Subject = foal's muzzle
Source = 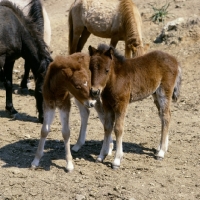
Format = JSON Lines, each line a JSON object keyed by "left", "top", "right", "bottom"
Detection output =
{"left": 90, "top": 88, "right": 100, "bottom": 98}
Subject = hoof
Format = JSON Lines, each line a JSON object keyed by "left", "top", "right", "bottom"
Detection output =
{"left": 66, "top": 164, "right": 74, "bottom": 173}
{"left": 112, "top": 164, "right": 120, "bottom": 170}
{"left": 155, "top": 155, "right": 164, "bottom": 160}
{"left": 96, "top": 157, "right": 103, "bottom": 163}
{"left": 66, "top": 168, "right": 74, "bottom": 173}
{"left": 6, "top": 106, "right": 18, "bottom": 118}
{"left": 72, "top": 143, "right": 83, "bottom": 152}
{"left": 21, "top": 88, "right": 29, "bottom": 95}
{"left": 30, "top": 165, "right": 37, "bottom": 170}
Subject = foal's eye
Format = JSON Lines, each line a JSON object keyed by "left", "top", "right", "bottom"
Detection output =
{"left": 105, "top": 69, "right": 109, "bottom": 73}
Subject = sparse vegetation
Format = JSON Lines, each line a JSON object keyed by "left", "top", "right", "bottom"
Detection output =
{"left": 149, "top": 1, "right": 171, "bottom": 23}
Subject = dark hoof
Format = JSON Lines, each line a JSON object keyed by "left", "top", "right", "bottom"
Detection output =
{"left": 6, "top": 106, "right": 18, "bottom": 118}
{"left": 21, "top": 88, "right": 29, "bottom": 95}
{"left": 112, "top": 164, "right": 120, "bottom": 170}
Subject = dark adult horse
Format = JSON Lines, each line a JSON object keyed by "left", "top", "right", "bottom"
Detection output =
{"left": 0, "top": 1, "right": 52, "bottom": 122}
{"left": 0, "top": 0, "right": 51, "bottom": 93}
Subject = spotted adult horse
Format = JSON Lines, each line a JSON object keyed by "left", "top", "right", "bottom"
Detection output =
{"left": 0, "top": 0, "right": 51, "bottom": 93}
{"left": 0, "top": 1, "right": 52, "bottom": 122}
{"left": 69, "top": 0, "right": 147, "bottom": 58}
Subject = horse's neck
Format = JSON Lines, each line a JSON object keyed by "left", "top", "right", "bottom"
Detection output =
{"left": 21, "top": 33, "right": 40, "bottom": 70}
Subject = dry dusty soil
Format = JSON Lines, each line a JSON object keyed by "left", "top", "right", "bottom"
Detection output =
{"left": 0, "top": 0, "right": 200, "bottom": 199}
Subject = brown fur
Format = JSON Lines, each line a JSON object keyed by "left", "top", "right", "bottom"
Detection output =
{"left": 43, "top": 53, "right": 91, "bottom": 108}
{"left": 31, "top": 53, "right": 98, "bottom": 172}
{"left": 68, "top": 0, "right": 146, "bottom": 58}
{"left": 89, "top": 44, "right": 181, "bottom": 168}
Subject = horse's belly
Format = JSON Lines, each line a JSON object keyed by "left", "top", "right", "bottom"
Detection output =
{"left": 82, "top": 0, "right": 120, "bottom": 38}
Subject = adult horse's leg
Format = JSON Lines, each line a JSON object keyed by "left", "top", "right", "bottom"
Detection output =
{"left": 110, "top": 36, "right": 119, "bottom": 48}
{"left": 3, "top": 61, "right": 18, "bottom": 117}
{"left": 31, "top": 105, "right": 55, "bottom": 168}
{"left": 76, "top": 27, "right": 91, "bottom": 52}
{"left": 68, "top": 8, "right": 85, "bottom": 54}
{"left": 96, "top": 109, "right": 115, "bottom": 163}
{"left": 59, "top": 108, "right": 73, "bottom": 172}
{"left": 20, "top": 61, "right": 30, "bottom": 94}
{"left": 125, "top": 42, "right": 132, "bottom": 58}
{"left": 72, "top": 98, "right": 90, "bottom": 152}
{"left": 153, "top": 89, "right": 171, "bottom": 160}
{"left": 0, "top": 55, "right": 6, "bottom": 82}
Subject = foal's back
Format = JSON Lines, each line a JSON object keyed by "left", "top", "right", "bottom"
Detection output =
{"left": 122, "top": 51, "right": 179, "bottom": 101}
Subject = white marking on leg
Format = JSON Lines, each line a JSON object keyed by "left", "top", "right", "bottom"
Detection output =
{"left": 108, "top": 136, "right": 113, "bottom": 156}
{"left": 97, "top": 134, "right": 112, "bottom": 162}
{"left": 31, "top": 108, "right": 55, "bottom": 168}
{"left": 113, "top": 136, "right": 123, "bottom": 168}
{"left": 59, "top": 109, "right": 74, "bottom": 172}
{"left": 72, "top": 99, "right": 90, "bottom": 152}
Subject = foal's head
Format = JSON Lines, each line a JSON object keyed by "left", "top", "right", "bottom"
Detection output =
{"left": 88, "top": 45, "right": 114, "bottom": 99}
{"left": 66, "top": 59, "right": 96, "bottom": 108}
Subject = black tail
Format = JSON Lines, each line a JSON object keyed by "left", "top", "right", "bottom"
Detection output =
{"left": 28, "top": 0, "right": 44, "bottom": 34}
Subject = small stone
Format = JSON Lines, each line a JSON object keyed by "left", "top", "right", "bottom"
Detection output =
{"left": 75, "top": 194, "right": 85, "bottom": 200}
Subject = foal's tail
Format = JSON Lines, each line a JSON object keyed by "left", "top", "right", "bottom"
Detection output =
{"left": 68, "top": 5, "right": 73, "bottom": 55}
{"left": 172, "top": 65, "right": 182, "bottom": 102}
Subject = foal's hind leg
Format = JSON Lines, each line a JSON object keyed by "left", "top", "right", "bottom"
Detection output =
{"left": 59, "top": 108, "right": 74, "bottom": 172}
{"left": 97, "top": 110, "right": 115, "bottom": 163}
{"left": 31, "top": 106, "right": 55, "bottom": 168}
{"left": 72, "top": 98, "right": 90, "bottom": 152}
{"left": 153, "top": 91, "right": 171, "bottom": 160}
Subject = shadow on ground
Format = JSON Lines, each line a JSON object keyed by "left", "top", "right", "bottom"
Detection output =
{"left": 0, "top": 139, "right": 155, "bottom": 171}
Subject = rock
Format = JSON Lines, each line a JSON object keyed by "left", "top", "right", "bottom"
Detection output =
{"left": 75, "top": 194, "right": 85, "bottom": 200}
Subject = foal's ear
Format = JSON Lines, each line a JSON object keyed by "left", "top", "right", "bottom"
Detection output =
{"left": 104, "top": 47, "right": 114, "bottom": 59}
{"left": 88, "top": 45, "right": 97, "bottom": 56}
{"left": 63, "top": 68, "right": 73, "bottom": 78}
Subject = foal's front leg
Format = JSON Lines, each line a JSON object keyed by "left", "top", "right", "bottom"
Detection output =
{"left": 59, "top": 109, "right": 74, "bottom": 172}
{"left": 97, "top": 111, "right": 115, "bottom": 162}
{"left": 31, "top": 107, "right": 55, "bottom": 168}
{"left": 112, "top": 110, "right": 127, "bottom": 169}
{"left": 72, "top": 98, "right": 90, "bottom": 152}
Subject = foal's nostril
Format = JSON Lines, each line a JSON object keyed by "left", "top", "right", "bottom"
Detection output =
{"left": 89, "top": 102, "right": 94, "bottom": 107}
{"left": 91, "top": 88, "right": 100, "bottom": 97}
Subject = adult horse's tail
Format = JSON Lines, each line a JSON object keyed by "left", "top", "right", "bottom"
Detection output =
{"left": 28, "top": 0, "right": 44, "bottom": 33}
{"left": 68, "top": 5, "right": 74, "bottom": 55}
{"left": 172, "top": 66, "right": 182, "bottom": 102}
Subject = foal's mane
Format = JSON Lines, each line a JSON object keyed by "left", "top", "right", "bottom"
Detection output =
{"left": 97, "top": 44, "right": 125, "bottom": 63}
{"left": 0, "top": 0, "right": 50, "bottom": 61}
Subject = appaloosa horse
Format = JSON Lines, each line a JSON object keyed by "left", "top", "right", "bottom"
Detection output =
{"left": 69, "top": 0, "right": 147, "bottom": 58}
{"left": 89, "top": 44, "right": 181, "bottom": 169}
{"left": 31, "top": 53, "right": 105, "bottom": 172}
{"left": 0, "top": 1, "right": 52, "bottom": 122}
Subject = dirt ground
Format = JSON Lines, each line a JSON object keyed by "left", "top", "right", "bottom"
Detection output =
{"left": 0, "top": 0, "right": 200, "bottom": 199}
